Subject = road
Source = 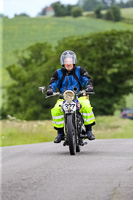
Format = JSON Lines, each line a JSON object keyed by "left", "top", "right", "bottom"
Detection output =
{"left": 0, "top": 139, "right": 133, "bottom": 200}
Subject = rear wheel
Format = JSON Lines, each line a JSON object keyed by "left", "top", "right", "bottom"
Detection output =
{"left": 66, "top": 114, "right": 76, "bottom": 155}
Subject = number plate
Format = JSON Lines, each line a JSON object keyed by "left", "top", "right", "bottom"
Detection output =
{"left": 128, "top": 113, "right": 133, "bottom": 117}
{"left": 63, "top": 102, "right": 76, "bottom": 112}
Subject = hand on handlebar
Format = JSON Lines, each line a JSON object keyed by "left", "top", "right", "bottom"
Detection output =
{"left": 46, "top": 89, "right": 53, "bottom": 96}
{"left": 85, "top": 85, "right": 94, "bottom": 93}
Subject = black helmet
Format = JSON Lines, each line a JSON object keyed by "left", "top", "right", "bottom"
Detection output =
{"left": 60, "top": 50, "right": 77, "bottom": 65}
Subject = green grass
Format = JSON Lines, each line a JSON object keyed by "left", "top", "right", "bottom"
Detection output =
{"left": 0, "top": 120, "right": 57, "bottom": 147}
{"left": 1, "top": 116, "right": 133, "bottom": 147}
{"left": 121, "top": 7, "right": 133, "bottom": 20}
{"left": 94, "top": 116, "right": 133, "bottom": 139}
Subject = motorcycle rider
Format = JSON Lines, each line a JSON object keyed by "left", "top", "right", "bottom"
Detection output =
{"left": 47, "top": 50, "right": 96, "bottom": 143}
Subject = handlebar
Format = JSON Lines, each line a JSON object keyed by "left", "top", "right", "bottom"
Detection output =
{"left": 38, "top": 86, "right": 45, "bottom": 94}
{"left": 78, "top": 90, "right": 95, "bottom": 95}
{"left": 45, "top": 92, "right": 61, "bottom": 98}
{"left": 38, "top": 86, "right": 95, "bottom": 98}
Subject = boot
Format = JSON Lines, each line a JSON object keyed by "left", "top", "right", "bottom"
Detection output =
{"left": 54, "top": 128, "right": 64, "bottom": 143}
{"left": 85, "top": 125, "right": 95, "bottom": 140}
{"left": 86, "top": 131, "right": 95, "bottom": 140}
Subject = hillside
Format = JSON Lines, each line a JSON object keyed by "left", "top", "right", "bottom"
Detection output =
{"left": 3, "top": 16, "right": 133, "bottom": 68}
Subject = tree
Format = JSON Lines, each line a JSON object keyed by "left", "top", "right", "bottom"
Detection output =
{"left": 5, "top": 43, "right": 58, "bottom": 120}
{"left": 111, "top": 0, "right": 116, "bottom": 6}
{"left": 71, "top": 7, "right": 83, "bottom": 17}
{"left": 77, "top": 0, "right": 103, "bottom": 11}
{"left": 51, "top": 1, "right": 74, "bottom": 16}
{"left": 118, "top": 0, "right": 125, "bottom": 8}
{"left": 126, "top": 0, "right": 133, "bottom": 7}
{"left": 101, "top": 0, "right": 109, "bottom": 6}
{"left": 105, "top": 8, "right": 114, "bottom": 20}
{"left": 38, "top": 8, "right": 46, "bottom": 16}
{"left": 51, "top": 1, "right": 66, "bottom": 16}
{"left": 66, "top": 4, "right": 74, "bottom": 16}
{"left": 117, "top": 0, "right": 133, "bottom": 8}
{"left": 105, "top": 6, "right": 121, "bottom": 21}
{"left": 3, "top": 31, "right": 133, "bottom": 119}
{"left": 95, "top": 6, "right": 103, "bottom": 18}
{"left": 100, "top": 0, "right": 118, "bottom": 7}
{"left": 111, "top": 6, "right": 121, "bottom": 21}
{"left": 14, "top": 13, "right": 30, "bottom": 17}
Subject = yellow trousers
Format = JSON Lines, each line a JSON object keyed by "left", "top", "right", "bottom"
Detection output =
{"left": 51, "top": 96, "right": 95, "bottom": 128}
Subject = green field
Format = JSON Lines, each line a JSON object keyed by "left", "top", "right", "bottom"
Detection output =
{"left": 121, "top": 7, "right": 133, "bottom": 20}
{"left": 1, "top": 116, "right": 133, "bottom": 147}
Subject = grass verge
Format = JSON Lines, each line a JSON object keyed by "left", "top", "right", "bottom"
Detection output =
{"left": 0, "top": 116, "right": 133, "bottom": 147}
{"left": 0, "top": 120, "right": 57, "bottom": 147}
{"left": 94, "top": 116, "right": 133, "bottom": 139}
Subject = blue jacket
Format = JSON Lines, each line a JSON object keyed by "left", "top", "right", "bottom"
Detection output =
{"left": 49, "top": 66, "right": 93, "bottom": 94}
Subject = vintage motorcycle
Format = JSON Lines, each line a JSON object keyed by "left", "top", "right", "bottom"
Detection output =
{"left": 39, "top": 86, "right": 94, "bottom": 155}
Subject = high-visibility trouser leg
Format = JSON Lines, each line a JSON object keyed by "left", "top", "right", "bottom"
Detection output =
{"left": 78, "top": 96, "right": 95, "bottom": 125}
{"left": 51, "top": 99, "right": 64, "bottom": 128}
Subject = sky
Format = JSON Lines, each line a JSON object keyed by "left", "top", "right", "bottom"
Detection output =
{"left": 0, "top": 0, "right": 128, "bottom": 18}
{"left": 1, "top": 0, "right": 78, "bottom": 18}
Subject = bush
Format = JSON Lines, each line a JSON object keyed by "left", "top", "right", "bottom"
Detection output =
{"left": 105, "top": 6, "right": 121, "bottom": 21}
{"left": 111, "top": 6, "right": 121, "bottom": 21}
{"left": 104, "top": 9, "right": 114, "bottom": 21}
{"left": 95, "top": 6, "right": 102, "bottom": 18}
{"left": 71, "top": 7, "right": 83, "bottom": 17}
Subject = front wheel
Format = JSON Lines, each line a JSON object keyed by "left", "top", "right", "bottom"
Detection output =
{"left": 66, "top": 114, "right": 76, "bottom": 155}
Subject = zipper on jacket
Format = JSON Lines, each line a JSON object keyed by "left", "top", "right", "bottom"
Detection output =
{"left": 66, "top": 73, "right": 68, "bottom": 90}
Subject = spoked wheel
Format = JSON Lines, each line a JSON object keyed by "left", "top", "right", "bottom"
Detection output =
{"left": 66, "top": 114, "right": 76, "bottom": 155}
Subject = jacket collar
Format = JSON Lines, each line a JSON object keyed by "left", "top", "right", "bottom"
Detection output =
{"left": 62, "top": 66, "right": 76, "bottom": 74}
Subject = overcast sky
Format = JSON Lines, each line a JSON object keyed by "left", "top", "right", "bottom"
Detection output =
{"left": 1, "top": 0, "right": 128, "bottom": 18}
{"left": 1, "top": 0, "right": 78, "bottom": 18}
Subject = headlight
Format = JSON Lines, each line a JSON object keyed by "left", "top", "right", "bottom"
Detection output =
{"left": 63, "top": 90, "right": 75, "bottom": 103}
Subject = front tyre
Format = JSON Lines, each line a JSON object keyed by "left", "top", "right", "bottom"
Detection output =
{"left": 66, "top": 114, "right": 76, "bottom": 155}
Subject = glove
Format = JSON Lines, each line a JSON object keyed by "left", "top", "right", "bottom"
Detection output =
{"left": 86, "top": 85, "right": 94, "bottom": 93}
{"left": 46, "top": 88, "right": 53, "bottom": 96}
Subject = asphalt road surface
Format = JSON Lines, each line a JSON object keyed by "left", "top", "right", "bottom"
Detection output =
{"left": 1, "top": 139, "right": 133, "bottom": 200}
